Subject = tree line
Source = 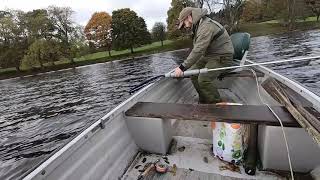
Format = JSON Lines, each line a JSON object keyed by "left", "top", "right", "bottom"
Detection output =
{"left": 0, "top": 7, "right": 86, "bottom": 71}
{"left": 166, "top": 0, "right": 246, "bottom": 39}
{"left": 166, "top": 0, "right": 320, "bottom": 39}
{"left": 242, "top": 0, "right": 320, "bottom": 28}
{"left": 0, "top": 7, "right": 167, "bottom": 71}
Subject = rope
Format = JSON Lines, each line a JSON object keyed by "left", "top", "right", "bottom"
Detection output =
{"left": 129, "top": 55, "right": 320, "bottom": 95}
{"left": 250, "top": 68, "right": 294, "bottom": 180}
{"left": 207, "top": 55, "right": 320, "bottom": 72}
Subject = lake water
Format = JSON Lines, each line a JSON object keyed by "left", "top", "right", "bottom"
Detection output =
{"left": 1, "top": 30, "right": 320, "bottom": 179}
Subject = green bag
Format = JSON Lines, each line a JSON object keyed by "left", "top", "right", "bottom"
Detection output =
{"left": 230, "top": 32, "right": 251, "bottom": 60}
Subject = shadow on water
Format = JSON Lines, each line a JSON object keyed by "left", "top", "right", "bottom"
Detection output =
{"left": 1, "top": 30, "right": 320, "bottom": 179}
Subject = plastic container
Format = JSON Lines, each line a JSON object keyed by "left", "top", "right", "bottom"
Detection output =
{"left": 211, "top": 102, "right": 249, "bottom": 164}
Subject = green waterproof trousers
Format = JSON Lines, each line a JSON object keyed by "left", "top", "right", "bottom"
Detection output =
{"left": 190, "top": 55, "right": 233, "bottom": 104}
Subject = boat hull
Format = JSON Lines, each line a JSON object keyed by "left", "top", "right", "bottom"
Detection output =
{"left": 23, "top": 62, "right": 320, "bottom": 179}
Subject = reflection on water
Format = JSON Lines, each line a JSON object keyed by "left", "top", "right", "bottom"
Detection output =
{"left": 1, "top": 30, "right": 320, "bottom": 179}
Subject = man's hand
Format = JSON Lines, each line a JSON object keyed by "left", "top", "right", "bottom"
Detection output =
{"left": 174, "top": 67, "right": 183, "bottom": 77}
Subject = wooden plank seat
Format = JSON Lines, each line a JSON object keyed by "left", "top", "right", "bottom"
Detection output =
{"left": 125, "top": 102, "right": 300, "bottom": 127}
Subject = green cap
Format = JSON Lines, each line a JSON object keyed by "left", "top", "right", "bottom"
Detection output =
{"left": 178, "top": 7, "right": 193, "bottom": 29}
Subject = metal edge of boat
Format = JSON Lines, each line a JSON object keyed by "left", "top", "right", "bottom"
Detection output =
{"left": 247, "top": 58, "right": 320, "bottom": 111}
{"left": 22, "top": 82, "right": 158, "bottom": 180}
{"left": 248, "top": 57, "right": 320, "bottom": 146}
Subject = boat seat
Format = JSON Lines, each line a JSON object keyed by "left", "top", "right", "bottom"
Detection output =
{"left": 125, "top": 102, "right": 300, "bottom": 127}
{"left": 231, "top": 32, "right": 250, "bottom": 60}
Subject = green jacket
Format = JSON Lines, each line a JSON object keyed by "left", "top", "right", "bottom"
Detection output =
{"left": 181, "top": 8, "right": 234, "bottom": 69}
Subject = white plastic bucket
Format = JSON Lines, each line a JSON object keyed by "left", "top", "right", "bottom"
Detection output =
{"left": 211, "top": 102, "right": 249, "bottom": 165}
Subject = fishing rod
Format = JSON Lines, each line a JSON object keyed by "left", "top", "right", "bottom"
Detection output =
{"left": 129, "top": 55, "right": 320, "bottom": 94}
{"left": 129, "top": 75, "right": 165, "bottom": 94}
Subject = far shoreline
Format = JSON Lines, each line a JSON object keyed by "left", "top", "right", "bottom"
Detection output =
{"left": 0, "top": 48, "right": 189, "bottom": 81}
{"left": 1, "top": 22, "right": 319, "bottom": 81}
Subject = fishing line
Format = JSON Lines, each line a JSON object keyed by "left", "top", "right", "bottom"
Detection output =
{"left": 207, "top": 55, "right": 320, "bottom": 73}
{"left": 250, "top": 68, "right": 294, "bottom": 180}
{"left": 129, "top": 75, "right": 164, "bottom": 94}
{"left": 129, "top": 55, "right": 320, "bottom": 94}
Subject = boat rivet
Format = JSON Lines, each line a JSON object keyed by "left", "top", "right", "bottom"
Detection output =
{"left": 41, "top": 170, "right": 46, "bottom": 175}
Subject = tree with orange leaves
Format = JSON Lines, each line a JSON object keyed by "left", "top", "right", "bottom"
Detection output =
{"left": 85, "top": 12, "right": 112, "bottom": 56}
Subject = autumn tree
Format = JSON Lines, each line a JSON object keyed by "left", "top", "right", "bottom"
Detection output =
{"left": 0, "top": 11, "right": 11, "bottom": 18}
{"left": 0, "top": 7, "right": 86, "bottom": 71}
{"left": 85, "top": 12, "right": 112, "bottom": 56}
{"left": 111, "top": 8, "right": 151, "bottom": 53}
{"left": 25, "top": 9, "right": 55, "bottom": 41}
{"left": 306, "top": 0, "right": 320, "bottom": 21}
{"left": 241, "top": 0, "right": 263, "bottom": 22}
{"left": 22, "top": 39, "right": 61, "bottom": 68}
{"left": 70, "top": 25, "right": 89, "bottom": 58}
{"left": 219, "top": 0, "right": 246, "bottom": 32}
{"left": 194, "top": 0, "right": 217, "bottom": 13}
{"left": 167, "top": 0, "right": 195, "bottom": 39}
{"left": 0, "top": 10, "right": 28, "bottom": 71}
{"left": 258, "top": 0, "right": 312, "bottom": 29}
{"left": 48, "top": 6, "right": 76, "bottom": 63}
{"left": 203, "top": 0, "right": 216, "bottom": 13}
{"left": 152, "top": 22, "right": 166, "bottom": 46}
{"left": 136, "top": 17, "right": 152, "bottom": 46}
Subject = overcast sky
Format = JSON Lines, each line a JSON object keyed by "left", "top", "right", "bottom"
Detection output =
{"left": 0, "top": 0, "right": 172, "bottom": 30}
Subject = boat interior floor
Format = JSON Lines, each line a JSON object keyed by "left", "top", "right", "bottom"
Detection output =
{"left": 123, "top": 88, "right": 283, "bottom": 179}
{"left": 121, "top": 136, "right": 284, "bottom": 180}
{"left": 123, "top": 80, "right": 315, "bottom": 180}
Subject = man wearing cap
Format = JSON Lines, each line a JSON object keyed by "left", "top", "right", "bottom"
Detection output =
{"left": 174, "top": 7, "right": 234, "bottom": 104}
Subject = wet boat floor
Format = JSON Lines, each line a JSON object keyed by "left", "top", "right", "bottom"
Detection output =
{"left": 121, "top": 136, "right": 284, "bottom": 180}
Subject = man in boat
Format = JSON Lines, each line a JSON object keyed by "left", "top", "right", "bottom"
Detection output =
{"left": 174, "top": 7, "right": 234, "bottom": 104}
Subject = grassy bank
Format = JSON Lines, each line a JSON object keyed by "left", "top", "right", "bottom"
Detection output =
{"left": 239, "top": 20, "right": 320, "bottom": 37}
{"left": 0, "top": 39, "right": 192, "bottom": 80}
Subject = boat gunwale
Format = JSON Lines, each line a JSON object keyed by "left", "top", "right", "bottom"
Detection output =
{"left": 22, "top": 81, "right": 158, "bottom": 180}
{"left": 247, "top": 58, "right": 320, "bottom": 111}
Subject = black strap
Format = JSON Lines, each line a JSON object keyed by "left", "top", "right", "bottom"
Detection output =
{"left": 193, "top": 16, "right": 225, "bottom": 42}
{"left": 204, "top": 15, "right": 225, "bottom": 41}
{"left": 212, "top": 27, "right": 225, "bottom": 41}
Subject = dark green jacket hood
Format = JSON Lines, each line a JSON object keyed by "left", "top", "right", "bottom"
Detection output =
{"left": 191, "top": 8, "right": 208, "bottom": 26}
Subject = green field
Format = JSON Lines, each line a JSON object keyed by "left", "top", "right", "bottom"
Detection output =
{"left": 16, "top": 40, "right": 174, "bottom": 70}
{"left": 260, "top": 16, "right": 319, "bottom": 24}
{"left": 239, "top": 19, "right": 320, "bottom": 37}
{"left": 0, "top": 67, "right": 16, "bottom": 74}
{"left": 77, "top": 40, "right": 173, "bottom": 62}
